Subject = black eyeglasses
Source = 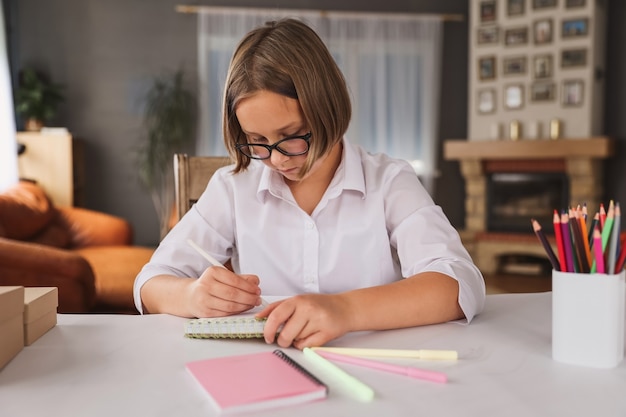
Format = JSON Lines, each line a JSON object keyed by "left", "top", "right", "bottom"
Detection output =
{"left": 236, "top": 132, "right": 311, "bottom": 160}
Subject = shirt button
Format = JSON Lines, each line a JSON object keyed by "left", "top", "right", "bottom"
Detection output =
{"left": 305, "top": 275, "right": 315, "bottom": 283}
{"left": 306, "top": 222, "right": 314, "bottom": 229}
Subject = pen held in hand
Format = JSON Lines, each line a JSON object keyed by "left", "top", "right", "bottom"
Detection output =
{"left": 187, "top": 239, "right": 269, "bottom": 307}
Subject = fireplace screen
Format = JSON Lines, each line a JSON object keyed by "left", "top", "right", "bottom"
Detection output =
{"left": 487, "top": 172, "right": 569, "bottom": 234}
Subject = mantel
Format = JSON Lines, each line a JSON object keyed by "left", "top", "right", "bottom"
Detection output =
{"left": 444, "top": 137, "right": 614, "bottom": 160}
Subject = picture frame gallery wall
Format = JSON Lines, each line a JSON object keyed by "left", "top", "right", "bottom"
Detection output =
{"left": 468, "top": 0, "right": 607, "bottom": 140}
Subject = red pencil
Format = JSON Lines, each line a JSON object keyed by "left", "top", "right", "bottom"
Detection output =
{"left": 616, "top": 240, "right": 626, "bottom": 272}
{"left": 600, "top": 203, "right": 607, "bottom": 230}
{"left": 553, "top": 210, "right": 567, "bottom": 272}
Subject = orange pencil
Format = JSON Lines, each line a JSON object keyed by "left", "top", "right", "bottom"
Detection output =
{"left": 575, "top": 208, "right": 593, "bottom": 269}
{"left": 553, "top": 210, "right": 567, "bottom": 272}
{"left": 569, "top": 208, "right": 588, "bottom": 273}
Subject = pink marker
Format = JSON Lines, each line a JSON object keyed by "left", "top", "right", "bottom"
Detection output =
{"left": 316, "top": 350, "right": 447, "bottom": 384}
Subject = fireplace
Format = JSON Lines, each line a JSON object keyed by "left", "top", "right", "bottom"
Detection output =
{"left": 444, "top": 137, "right": 614, "bottom": 274}
{"left": 487, "top": 172, "right": 569, "bottom": 233}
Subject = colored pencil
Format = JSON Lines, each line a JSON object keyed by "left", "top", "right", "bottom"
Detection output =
{"left": 561, "top": 212, "right": 575, "bottom": 273}
{"left": 569, "top": 208, "right": 588, "bottom": 273}
{"left": 532, "top": 219, "right": 560, "bottom": 271}
{"left": 593, "top": 226, "right": 605, "bottom": 274}
{"left": 588, "top": 212, "right": 599, "bottom": 247}
{"left": 616, "top": 240, "right": 626, "bottom": 272}
{"left": 577, "top": 207, "right": 593, "bottom": 268}
{"left": 607, "top": 202, "right": 620, "bottom": 274}
{"left": 553, "top": 210, "right": 567, "bottom": 272}
{"left": 599, "top": 203, "right": 607, "bottom": 229}
{"left": 591, "top": 202, "right": 614, "bottom": 274}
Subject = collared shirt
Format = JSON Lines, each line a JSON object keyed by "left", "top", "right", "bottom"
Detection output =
{"left": 134, "top": 140, "right": 485, "bottom": 320}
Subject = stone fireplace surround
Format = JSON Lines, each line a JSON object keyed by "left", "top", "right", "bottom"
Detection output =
{"left": 444, "top": 137, "right": 614, "bottom": 275}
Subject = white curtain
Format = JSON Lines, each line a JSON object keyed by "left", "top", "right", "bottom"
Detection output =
{"left": 0, "top": 5, "right": 18, "bottom": 192}
{"left": 197, "top": 8, "right": 443, "bottom": 193}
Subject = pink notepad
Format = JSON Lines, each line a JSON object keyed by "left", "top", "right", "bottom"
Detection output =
{"left": 186, "top": 350, "right": 327, "bottom": 414}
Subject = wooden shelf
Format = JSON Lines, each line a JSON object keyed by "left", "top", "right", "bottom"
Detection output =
{"left": 16, "top": 131, "right": 84, "bottom": 207}
{"left": 444, "top": 137, "right": 614, "bottom": 160}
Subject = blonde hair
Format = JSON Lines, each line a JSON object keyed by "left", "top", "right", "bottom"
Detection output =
{"left": 223, "top": 18, "right": 351, "bottom": 176}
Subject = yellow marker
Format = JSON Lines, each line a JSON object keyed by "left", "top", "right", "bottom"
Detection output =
{"left": 312, "top": 347, "right": 458, "bottom": 361}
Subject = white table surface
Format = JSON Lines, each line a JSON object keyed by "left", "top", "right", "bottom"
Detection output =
{"left": 1, "top": 292, "right": 625, "bottom": 417}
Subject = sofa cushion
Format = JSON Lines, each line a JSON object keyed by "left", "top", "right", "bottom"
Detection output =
{"left": 76, "top": 246, "right": 154, "bottom": 313}
{"left": 0, "top": 181, "right": 55, "bottom": 240}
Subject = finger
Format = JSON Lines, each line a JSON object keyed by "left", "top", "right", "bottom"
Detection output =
{"left": 194, "top": 279, "right": 260, "bottom": 316}
{"left": 262, "top": 303, "right": 295, "bottom": 344}
{"left": 239, "top": 274, "right": 261, "bottom": 286}
{"left": 207, "top": 268, "right": 261, "bottom": 296}
{"left": 254, "top": 300, "right": 283, "bottom": 318}
{"left": 275, "top": 313, "right": 310, "bottom": 348}
{"left": 293, "top": 331, "right": 329, "bottom": 350}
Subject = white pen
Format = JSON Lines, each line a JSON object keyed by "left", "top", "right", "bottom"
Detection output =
{"left": 187, "top": 239, "right": 269, "bottom": 308}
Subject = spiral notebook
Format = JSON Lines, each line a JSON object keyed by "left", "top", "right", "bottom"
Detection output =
{"left": 186, "top": 349, "right": 328, "bottom": 414}
{"left": 184, "top": 314, "right": 267, "bottom": 339}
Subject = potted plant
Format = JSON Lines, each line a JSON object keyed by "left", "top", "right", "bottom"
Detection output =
{"left": 137, "top": 69, "right": 196, "bottom": 239}
{"left": 14, "top": 68, "right": 65, "bottom": 131}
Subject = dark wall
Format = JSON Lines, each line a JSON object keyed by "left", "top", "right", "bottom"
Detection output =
{"left": 7, "top": 0, "right": 470, "bottom": 245}
{"left": 9, "top": 0, "right": 622, "bottom": 245}
{"left": 604, "top": 0, "right": 626, "bottom": 210}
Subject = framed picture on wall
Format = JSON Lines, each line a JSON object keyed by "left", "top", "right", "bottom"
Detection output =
{"left": 503, "top": 56, "right": 527, "bottom": 75}
{"left": 477, "top": 88, "right": 496, "bottom": 114}
{"left": 562, "top": 79, "right": 584, "bottom": 106}
{"left": 562, "top": 18, "right": 589, "bottom": 38}
{"left": 504, "top": 84, "right": 524, "bottom": 109}
{"left": 566, "top": 0, "right": 586, "bottom": 8}
{"left": 478, "top": 56, "right": 497, "bottom": 80}
{"left": 561, "top": 48, "right": 587, "bottom": 68}
{"left": 533, "top": 54, "right": 553, "bottom": 78}
{"left": 477, "top": 26, "right": 499, "bottom": 45}
{"left": 532, "top": 0, "right": 557, "bottom": 9}
{"left": 504, "top": 27, "right": 529, "bottom": 46}
{"left": 530, "top": 82, "right": 556, "bottom": 102}
{"left": 533, "top": 19, "right": 553, "bottom": 44}
{"left": 507, "top": 0, "right": 525, "bottom": 16}
{"left": 480, "top": 1, "right": 497, "bottom": 23}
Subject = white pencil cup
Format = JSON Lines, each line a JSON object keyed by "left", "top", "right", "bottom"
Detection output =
{"left": 552, "top": 270, "right": 625, "bottom": 368}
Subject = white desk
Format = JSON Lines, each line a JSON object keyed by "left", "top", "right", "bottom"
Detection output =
{"left": 1, "top": 293, "right": 625, "bottom": 417}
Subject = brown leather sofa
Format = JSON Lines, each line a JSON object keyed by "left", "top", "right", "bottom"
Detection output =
{"left": 0, "top": 180, "right": 154, "bottom": 313}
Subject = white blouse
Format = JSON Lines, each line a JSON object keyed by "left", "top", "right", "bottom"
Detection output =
{"left": 134, "top": 140, "right": 485, "bottom": 320}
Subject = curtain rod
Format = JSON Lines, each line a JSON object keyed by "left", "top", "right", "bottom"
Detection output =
{"left": 175, "top": 5, "right": 465, "bottom": 22}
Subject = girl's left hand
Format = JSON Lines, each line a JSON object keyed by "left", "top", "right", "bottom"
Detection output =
{"left": 256, "top": 294, "right": 354, "bottom": 349}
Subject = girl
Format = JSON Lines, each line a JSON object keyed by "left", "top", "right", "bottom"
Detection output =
{"left": 134, "top": 18, "right": 485, "bottom": 349}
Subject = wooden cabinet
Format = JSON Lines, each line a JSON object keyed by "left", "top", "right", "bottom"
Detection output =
{"left": 16, "top": 131, "right": 84, "bottom": 207}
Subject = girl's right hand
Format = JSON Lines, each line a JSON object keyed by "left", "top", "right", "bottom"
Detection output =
{"left": 186, "top": 266, "right": 263, "bottom": 318}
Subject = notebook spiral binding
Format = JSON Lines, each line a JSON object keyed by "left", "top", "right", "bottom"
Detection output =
{"left": 273, "top": 349, "right": 328, "bottom": 390}
{"left": 185, "top": 317, "right": 267, "bottom": 339}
